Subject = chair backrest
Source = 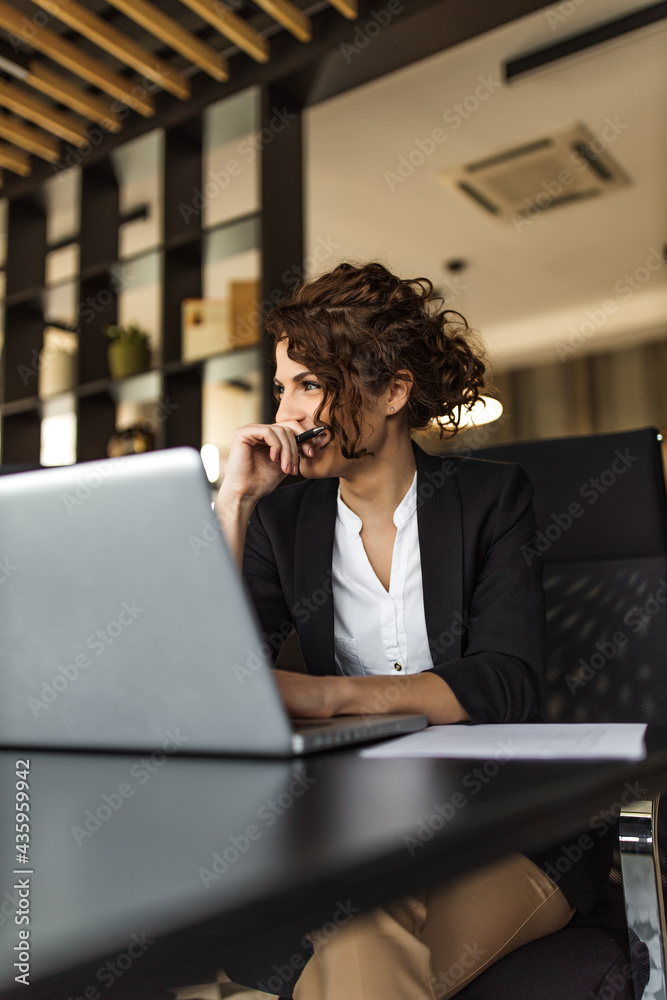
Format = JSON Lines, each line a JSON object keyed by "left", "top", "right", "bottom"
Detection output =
{"left": 470, "top": 427, "right": 667, "bottom": 725}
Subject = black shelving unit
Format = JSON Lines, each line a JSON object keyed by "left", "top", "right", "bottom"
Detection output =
{"left": 0, "top": 84, "right": 304, "bottom": 466}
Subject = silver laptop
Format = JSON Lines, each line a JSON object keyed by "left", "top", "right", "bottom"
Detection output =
{"left": 0, "top": 448, "right": 427, "bottom": 756}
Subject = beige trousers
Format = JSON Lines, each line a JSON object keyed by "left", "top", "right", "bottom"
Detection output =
{"left": 293, "top": 853, "right": 575, "bottom": 1000}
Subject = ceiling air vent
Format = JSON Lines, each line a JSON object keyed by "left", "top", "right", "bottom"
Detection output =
{"left": 439, "top": 123, "right": 630, "bottom": 223}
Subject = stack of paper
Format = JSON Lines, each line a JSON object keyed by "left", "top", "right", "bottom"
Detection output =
{"left": 358, "top": 723, "right": 647, "bottom": 760}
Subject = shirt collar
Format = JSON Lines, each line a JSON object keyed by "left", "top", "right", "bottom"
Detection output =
{"left": 336, "top": 470, "right": 418, "bottom": 534}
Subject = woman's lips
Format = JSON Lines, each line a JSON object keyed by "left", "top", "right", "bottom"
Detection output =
{"left": 301, "top": 431, "right": 327, "bottom": 456}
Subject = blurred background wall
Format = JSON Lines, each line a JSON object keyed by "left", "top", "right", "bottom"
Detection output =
{"left": 0, "top": 0, "right": 664, "bottom": 473}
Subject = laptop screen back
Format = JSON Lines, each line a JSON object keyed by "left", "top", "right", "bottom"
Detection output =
{"left": 0, "top": 448, "right": 293, "bottom": 755}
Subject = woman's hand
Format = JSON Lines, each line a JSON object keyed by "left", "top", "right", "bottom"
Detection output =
{"left": 273, "top": 669, "right": 346, "bottom": 719}
{"left": 273, "top": 669, "right": 470, "bottom": 724}
{"left": 214, "top": 420, "right": 323, "bottom": 569}
{"left": 218, "top": 421, "right": 307, "bottom": 506}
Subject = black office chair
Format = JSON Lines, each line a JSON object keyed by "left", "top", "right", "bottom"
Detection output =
{"left": 452, "top": 426, "right": 667, "bottom": 1000}
{"left": 219, "top": 427, "right": 666, "bottom": 1000}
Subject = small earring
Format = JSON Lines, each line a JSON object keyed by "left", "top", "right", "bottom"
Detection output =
{"left": 389, "top": 406, "right": 394, "bottom": 412}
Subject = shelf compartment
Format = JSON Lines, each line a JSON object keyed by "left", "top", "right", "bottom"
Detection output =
{"left": 44, "top": 167, "right": 81, "bottom": 252}
{"left": 164, "top": 116, "right": 202, "bottom": 245}
{"left": 202, "top": 85, "right": 260, "bottom": 231}
{"left": 6, "top": 195, "right": 46, "bottom": 297}
{"left": 163, "top": 368, "right": 202, "bottom": 450}
{"left": 41, "top": 391, "right": 76, "bottom": 466}
{"left": 3, "top": 300, "right": 44, "bottom": 404}
{"left": 163, "top": 241, "right": 202, "bottom": 366}
{"left": 109, "top": 369, "right": 162, "bottom": 405}
{"left": 116, "top": 249, "right": 162, "bottom": 366}
{"left": 1, "top": 409, "right": 41, "bottom": 464}
{"left": 45, "top": 243, "right": 80, "bottom": 287}
{"left": 78, "top": 271, "right": 118, "bottom": 385}
{"left": 76, "top": 391, "right": 117, "bottom": 463}
{"left": 113, "top": 130, "right": 164, "bottom": 261}
{"left": 80, "top": 161, "right": 119, "bottom": 273}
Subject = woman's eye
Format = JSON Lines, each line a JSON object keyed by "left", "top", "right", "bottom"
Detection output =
{"left": 273, "top": 381, "right": 321, "bottom": 396}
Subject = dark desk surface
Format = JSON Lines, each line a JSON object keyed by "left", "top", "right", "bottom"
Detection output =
{"left": 3, "top": 728, "right": 667, "bottom": 1000}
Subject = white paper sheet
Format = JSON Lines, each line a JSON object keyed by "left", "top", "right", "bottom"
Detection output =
{"left": 358, "top": 723, "right": 648, "bottom": 760}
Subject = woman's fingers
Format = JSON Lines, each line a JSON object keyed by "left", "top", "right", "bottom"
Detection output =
{"left": 236, "top": 421, "right": 311, "bottom": 477}
{"left": 278, "top": 424, "right": 301, "bottom": 473}
{"left": 273, "top": 422, "right": 311, "bottom": 472}
{"left": 253, "top": 424, "right": 297, "bottom": 472}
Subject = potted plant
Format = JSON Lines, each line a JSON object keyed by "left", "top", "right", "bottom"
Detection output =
{"left": 105, "top": 323, "right": 151, "bottom": 379}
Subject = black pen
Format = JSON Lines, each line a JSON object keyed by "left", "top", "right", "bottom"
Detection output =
{"left": 296, "top": 426, "right": 327, "bottom": 444}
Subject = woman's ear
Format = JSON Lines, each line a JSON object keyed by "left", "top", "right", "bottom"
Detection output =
{"left": 387, "top": 370, "right": 413, "bottom": 414}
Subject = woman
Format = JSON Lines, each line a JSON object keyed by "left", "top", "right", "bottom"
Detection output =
{"left": 215, "top": 262, "right": 610, "bottom": 999}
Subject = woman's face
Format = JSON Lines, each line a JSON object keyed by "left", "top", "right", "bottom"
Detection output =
{"left": 273, "top": 339, "right": 385, "bottom": 479}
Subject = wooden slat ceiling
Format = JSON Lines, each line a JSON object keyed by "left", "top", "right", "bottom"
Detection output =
{"left": 0, "top": 0, "right": 358, "bottom": 181}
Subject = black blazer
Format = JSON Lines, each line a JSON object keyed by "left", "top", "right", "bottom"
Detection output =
{"left": 241, "top": 437, "right": 612, "bottom": 913}
{"left": 243, "top": 438, "right": 545, "bottom": 724}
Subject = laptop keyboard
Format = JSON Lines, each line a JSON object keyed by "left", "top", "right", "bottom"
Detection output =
{"left": 293, "top": 720, "right": 335, "bottom": 728}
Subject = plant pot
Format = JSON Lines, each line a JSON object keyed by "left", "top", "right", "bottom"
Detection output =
{"left": 108, "top": 340, "right": 151, "bottom": 379}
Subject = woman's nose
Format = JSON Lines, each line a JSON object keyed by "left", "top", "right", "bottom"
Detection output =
{"left": 276, "top": 394, "right": 308, "bottom": 423}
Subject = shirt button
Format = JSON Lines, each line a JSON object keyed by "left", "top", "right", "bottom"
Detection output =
{"left": 394, "top": 663, "right": 402, "bottom": 672}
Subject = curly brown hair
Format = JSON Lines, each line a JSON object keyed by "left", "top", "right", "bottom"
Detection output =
{"left": 265, "top": 261, "right": 490, "bottom": 460}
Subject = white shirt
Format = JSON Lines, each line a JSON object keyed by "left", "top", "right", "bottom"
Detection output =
{"left": 332, "top": 470, "right": 434, "bottom": 677}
